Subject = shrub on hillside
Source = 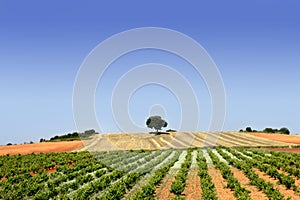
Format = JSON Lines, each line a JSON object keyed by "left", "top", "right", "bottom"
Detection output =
{"left": 246, "top": 127, "right": 252, "bottom": 132}
{"left": 279, "top": 127, "right": 290, "bottom": 135}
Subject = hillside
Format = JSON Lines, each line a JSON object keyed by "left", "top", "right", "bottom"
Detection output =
{"left": 1, "top": 132, "right": 297, "bottom": 155}
{"left": 250, "top": 132, "right": 300, "bottom": 144}
{"left": 0, "top": 141, "right": 83, "bottom": 156}
{"left": 78, "top": 131, "right": 295, "bottom": 151}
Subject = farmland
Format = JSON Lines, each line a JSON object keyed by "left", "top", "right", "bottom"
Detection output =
{"left": 2, "top": 145, "right": 300, "bottom": 199}
{"left": 1, "top": 132, "right": 300, "bottom": 199}
{"left": 0, "top": 141, "right": 84, "bottom": 156}
{"left": 0, "top": 132, "right": 297, "bottom": 156}
{"left": 78, "top": 132, "right": 296, "bottom": 152}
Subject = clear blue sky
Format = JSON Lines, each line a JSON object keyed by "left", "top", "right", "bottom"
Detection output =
{"left": 1, "top": 0, "right": 299, "bottom": 144}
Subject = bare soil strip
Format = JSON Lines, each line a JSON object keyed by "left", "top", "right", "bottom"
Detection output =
{"left": 268, "top": 148, "right": 300, "bottom": 153}
{"left": 182, "top": 169, "right": 202, "bottom": 200}
{"left": 208, "top": 168, "right": 236, "bottom": 200}
{"left": 155, "top": 151, "right": 187, "bottom": 200}
{"left": 182, "top": 150, "right": 202, "bottom": 200}
{"left": 155, "top": 173, "right": 176, "bottom": 200}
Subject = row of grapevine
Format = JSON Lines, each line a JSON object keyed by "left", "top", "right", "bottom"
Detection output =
{"left": 208, "top": 149, "right": 251, "bottom": 200}
{"left": 70, "top": 150, "right": 173, "bottom": 199}
{"left": 170, "top": 148, "right": 192, "bottom": 199}
{"left": 197, "top": 150, "right": 218, "bottom": 200}
{"left": 0, "top": 149, "right": 167, "bottom": 199}
{"left": 130, "top": 151, "right": 180, "bottom": 200}
{"left": 1, "top": 147, "right": 300, "bottom": 199}
{"left": 227, "top": 148, "right": 297, "bottom": 191}
{"left": 96, "top": 150, "right": 176, "bottom": 199}
{"left": 217, "top": 147, "right": 285, "bottom": 200}
{"left": 0, "top": 151, "right": 92, "bottom": 177}
{"left": 0, "top": 151, "right": 104, "bottom": 200}
{"left": 249, "top": 149, "right": 300, "bottom": 180}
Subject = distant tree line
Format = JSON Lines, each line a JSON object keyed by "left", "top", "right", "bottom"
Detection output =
{"left": 240, "top": 127, "right": 290, "bottom": 135}
{"left": 40, "top": 129, "right": 98, "bottom": 142}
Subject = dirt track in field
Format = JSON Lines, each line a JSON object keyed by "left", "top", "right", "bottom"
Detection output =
{"left": 0, "top": 141, "right": 83, "bottom": 155}
{"left": 182, "top": 169, "right": 202, "bottom": 200}
{"left": 155, "top": 175, "right": 176, "bottom": 200}
{"left": 208, "top": 168, "right": 235, "bottom": 200}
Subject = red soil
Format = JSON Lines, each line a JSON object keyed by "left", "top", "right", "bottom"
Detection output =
{"left": 45, "top": 167, "right": 57, "bottom": 173}
{"left": 250, "top": 133, "right": 300, "bottom": 145}
{"left": 0, "top": 141, "right": 84, "bottom": 155}
{"left": 208, "top": 168, "right": 236, "bottom": 200}
{"left": 182, "top": 169, "right": 202, "bottom": 200}
{"left": 268, "top": 148, "right": 300, "bottom": 153}
{"left": 156, "top": 174, "right": 176, "bottom": 200}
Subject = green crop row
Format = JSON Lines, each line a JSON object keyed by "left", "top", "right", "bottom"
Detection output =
{"left": 170, "top": 148, "right": 192, "bottom": 199}
{"left": 131, "top": 150, "right": 180, "bottom": 200}
{"left": 218, "top": 147, "right": 285, "bottom": 200}
{"left": 197, "top": 150, "right": 217, "bottom": 200}
{"left": 208, "top": 148, "right": 251, "bottom": 200}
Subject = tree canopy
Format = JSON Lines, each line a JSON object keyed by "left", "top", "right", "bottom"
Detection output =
{"left": 146, "top": 116, "right": 168, "bottom": 133}
{"left": 241, "top": 126, "right": 290, "bottom": 135}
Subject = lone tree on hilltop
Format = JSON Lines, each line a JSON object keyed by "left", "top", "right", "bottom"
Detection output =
{"left": 146, "top": 116, "right": 168, "bottom": 134}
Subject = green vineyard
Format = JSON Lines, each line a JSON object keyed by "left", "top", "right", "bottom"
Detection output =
{"left": 1, "top": 147, "right": 300, "bottom": 199}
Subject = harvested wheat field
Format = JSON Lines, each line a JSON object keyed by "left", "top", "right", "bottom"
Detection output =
{"left": 0, "top": 140, "right": 83, "bottom": 155}
{"left": 77, "top": 131, "right": 294, "bottom": 152}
